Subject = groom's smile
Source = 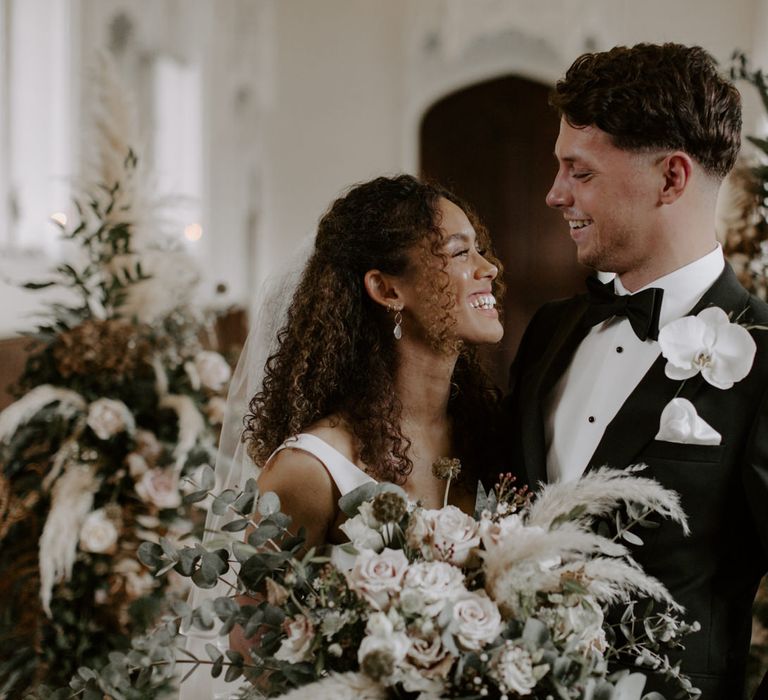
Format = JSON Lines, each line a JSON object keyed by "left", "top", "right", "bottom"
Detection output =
{"left": 546, "top": 118, "right": 665, "bottom": 285}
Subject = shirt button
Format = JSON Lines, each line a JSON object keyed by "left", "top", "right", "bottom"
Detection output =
{"left": 588, "top": 416, "right": 595, "bottom": 423}
{"left": 616, "top": 346, "right": 624, "bottom": 353}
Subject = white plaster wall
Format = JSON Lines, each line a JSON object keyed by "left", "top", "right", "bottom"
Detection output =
{"left": 258, "top": 0, "right": 408, "bottom": 278}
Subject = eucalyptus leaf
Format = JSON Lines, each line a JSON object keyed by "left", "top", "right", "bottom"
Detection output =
{"left": 205, "top": 643, "right": 223, "bottom": 662}
{"left": 193, "top": 599, "right": 216, "bottom": 630}
{"left": 192, "top": 551, "right": 228, "bottom": 588}
{"left": 183, "top": 489, "right": 210, "bottom": 504}
{"left": 473, "top": 480, "right": 489, "bottom": 518}
{"left": 224, "top": 664, "right": 242, "bottom": 683}
{"left": 337, "top": 482, "right": 380, "bottom": 516}
{"left": 233, "top": 541, "right": 259, "bottom": 562}
{"left": 522, "top": 617, "right": 550, "bottom": 646}
{"left": 248, "top": 521, "right": 281, "bottom": 546}
{"left": 244, "top": 610, "right": 265, "bottom": 638}
{"left": 137, "top": 542, "right": 165, "bottom": 570}
{"left": 213, "top": 596, "right": 240, "bottom": 622}
{"left": 257, "top": 491, "right": 281, "bottom": 516}
{"left": 622, "top": 531, "right": 644, "bottom": 546}
{"left": 174, "top": 547, "right": 201, "bottom": 577}
{"left": 171, "top": 600, "right": 192, "bottom": 619}
{"left": 212, "top": 489, "right": 238, "bottom": 515}
{"left": 200, "top": 464, "right": 216, "bottom": 491}
{"left": 232, "top": 492, "right": 255, "bottom": 515}
{"left": 267, "top": 511, "right": 292, "bottom": 529}
{"left": 222, "top": 518, "right": 250, "bottom": 532}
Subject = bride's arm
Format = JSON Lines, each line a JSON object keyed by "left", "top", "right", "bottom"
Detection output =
{"left": 256, "top": 448, "right": 338, "bottom": 550}
{"left": 230, "top": 450, "right": 337, "bottom": 668}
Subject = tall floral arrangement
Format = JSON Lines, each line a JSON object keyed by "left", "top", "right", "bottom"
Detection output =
{"left": 723, "top": 53, "right": 768, "bottom": 297}
{"left": 0, "top": 58, "right": 232, "bottom": 696}
{"left": 725, "top": 52, "right": 768, "bottom": 697}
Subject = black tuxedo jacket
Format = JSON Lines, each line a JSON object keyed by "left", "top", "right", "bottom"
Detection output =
{"left": 506, "top": 265, "right": 768, "bottom": 699}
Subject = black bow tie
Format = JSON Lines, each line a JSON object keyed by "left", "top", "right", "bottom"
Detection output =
{"left": 584, "top": 276, "right": 664, "bottom": 341}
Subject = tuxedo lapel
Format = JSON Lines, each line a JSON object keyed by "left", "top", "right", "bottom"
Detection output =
{"left": 521, "top": 295, "right": 590, "bottom": 485}
{"left": 588, "top": 264, "right": 750, "bottom": 471}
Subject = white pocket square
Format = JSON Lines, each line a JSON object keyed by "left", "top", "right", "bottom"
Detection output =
{"left": 655, "top": 398, "right": 721, "bottom": 446}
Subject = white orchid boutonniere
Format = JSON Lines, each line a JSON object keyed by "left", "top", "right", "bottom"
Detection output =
{"left": 657, "top": 307, "right": 756, "bottom": 390}
{"left": 655, "top": 307, "right": 757, "bottom": 445}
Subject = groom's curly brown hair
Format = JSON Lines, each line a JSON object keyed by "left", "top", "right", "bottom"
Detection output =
{"left": 242, "top": 174, "right": 504, "bottom": 486}
{"left": 550, "top": 42, "right": 742, "bottom": 179}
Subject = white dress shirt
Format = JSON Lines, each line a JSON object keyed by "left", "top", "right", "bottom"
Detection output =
{"left": 545, "top": 245, "right": 725, "bottom": 483}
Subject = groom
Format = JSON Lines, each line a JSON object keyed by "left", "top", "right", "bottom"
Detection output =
{"left": 508, "top": 43, "right": 768, "bottom": 699}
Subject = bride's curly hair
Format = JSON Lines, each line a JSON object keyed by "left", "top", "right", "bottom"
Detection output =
{"left": 243, "top": 174, "right": 504, "bottom": 485}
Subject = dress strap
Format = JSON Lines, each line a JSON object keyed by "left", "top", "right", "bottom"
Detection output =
{"left": 267, "top": 433, "right": 375, "bottom": 496}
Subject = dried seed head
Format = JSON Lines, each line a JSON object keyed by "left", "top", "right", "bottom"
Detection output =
{"left": 371, "top": 491, "right": 407, "bottom": 523}
{"left": 432, "top": 457, "right": 461, "bottom": 481}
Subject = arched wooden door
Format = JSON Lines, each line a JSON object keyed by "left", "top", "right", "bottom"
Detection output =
{"left": 420, "top": 75, "right": 587, "bottom": 386}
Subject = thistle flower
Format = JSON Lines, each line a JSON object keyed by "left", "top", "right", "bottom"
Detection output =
{"left": 432, "top": 457, "right": 461, "bottom": 481}
{"left": 432, "top": 458, "right": 461, "bottom": 508}
{"left": 361, "top": 649, "right": 396, "bottom": 681}
{"left": 372, "top": 491, "right": 407, "bottom": 524}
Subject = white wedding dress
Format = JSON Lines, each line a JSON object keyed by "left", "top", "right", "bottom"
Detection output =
{"left": 269, "top": 433, "right": 376, "bottom": 494}
{"left": 179, "top": 433, "right": 374, "bottom": 700}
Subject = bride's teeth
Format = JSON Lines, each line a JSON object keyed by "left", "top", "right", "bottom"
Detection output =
{"left": 569, "top": 219, "right": 592, "bottom": 229}
{"left": 470, "top": 295, "right": 496, "bottom": 309}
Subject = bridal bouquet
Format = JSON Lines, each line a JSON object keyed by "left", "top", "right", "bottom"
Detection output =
{"left": 72, "top": 462, "right": 700, "bottom": 700}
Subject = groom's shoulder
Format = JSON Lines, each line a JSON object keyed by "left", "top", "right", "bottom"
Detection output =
{"left": 745, "top": 291, "right": 768, "bottom": 323}
{"left": 743, "top": 293, "right": 768, "bottom": 358}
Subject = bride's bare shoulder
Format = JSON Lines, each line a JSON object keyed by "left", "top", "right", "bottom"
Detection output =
{"left": 303, "top": 414, "right": 361, "bottom": 466}
{"left": 256, "top": 444, "right": 337, "bottom": 547}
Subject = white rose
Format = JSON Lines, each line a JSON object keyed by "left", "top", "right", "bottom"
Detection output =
{"left": 366, "top": 611, "right": 391, "bottom": 637}
{"left": 87, "top": 398, "right": 135, "bottom": 440}
{"left": 479, "top": 512, "right": 525, "bottom": 548}
{"left": 347, "top": 548, "right": 409, "bottom": 610}
{"left": 555, "top": 597, "right": 607, "bottom": 655}
{"left": 205, "top": 396, "right": 227, "bottom": 425}
{"left": 402, "top": 561, "right": 467, "bottom": 616}
{"left": 113, "top": 558, "right": 156, "bottom": 598}
{"left": 274, "top": 614, "right": 315, "bottom": 663}
{"left": 451, "top": 591, "right": 502, "bottom": 651}
{"left": 135, "top": 468, "right": 182, "bottom": 509}
{"left": 340, "top": 512, "right": 385, "bottom": 552}
{"left": 134, "top": 429, "right": 162, "bottom": 463}
{"left": 194, "top": 351, "right": 232, "bottom": 392}
{"left": 79, "top": 508, "right": 119, "bottom": 554}
{"left": 423, "top": 506, "right": 480, "bottom": 566}
{"left": 406, "top": 629, "right": 454, "bottom": 678}
{"left": 491, "top": 644, "right": 537, "bottom": 696}
{"left": 406, "top": 509, "right": 431, "bottom": 555}
{"left": 358, "top": 619, "right": 410, "bottom": 665}
{"left": 126, "top": 452, "right": 149, "bottom": 479}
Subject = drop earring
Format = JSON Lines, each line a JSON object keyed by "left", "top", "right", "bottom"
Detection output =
{"left": 394, "top": 310, "right": 403, "bottom": 340}
{"left": 390, "top": 305, "right": 403, "bottom": 340}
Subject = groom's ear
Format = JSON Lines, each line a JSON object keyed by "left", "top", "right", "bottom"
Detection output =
{"left": 659, "top": 151, "right": 693, "bottom": 204}
{"left": 364, "top": 269, "right": 403, "bottom": 308}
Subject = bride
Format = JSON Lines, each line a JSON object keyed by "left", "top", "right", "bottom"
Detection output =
{"left": 244, "top": 174, "right": 505, "bottom": 550}
{"left": 184, "top": 174, "right": 505, "bottom": 698}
